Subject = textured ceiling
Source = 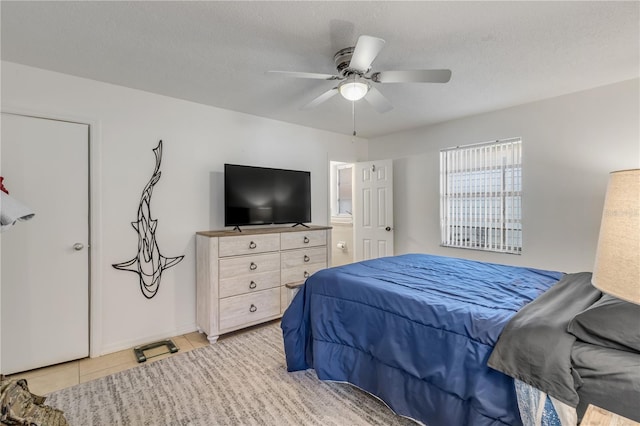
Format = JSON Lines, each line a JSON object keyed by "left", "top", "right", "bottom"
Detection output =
{"left": 1, "top": 1, "right": 638, "bottom": 138}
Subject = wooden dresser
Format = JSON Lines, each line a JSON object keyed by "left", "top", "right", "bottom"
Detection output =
{"left": 196, "top": 225, "right": 331, "bottom": 343}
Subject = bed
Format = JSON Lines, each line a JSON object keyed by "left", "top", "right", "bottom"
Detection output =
{"left": 280, "top": 253, "right": 640, "bottom": 426}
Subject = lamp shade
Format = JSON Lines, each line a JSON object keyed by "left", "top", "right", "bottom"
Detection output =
{"left": 591, "top": 169, "right": 640, "bottom": 304}
{"left": 338, "top": 78, "right": 369, "bottom": 101}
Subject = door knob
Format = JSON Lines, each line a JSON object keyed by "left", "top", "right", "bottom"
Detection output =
{"left": 73, "top": 243, "right": 84, "bottom": 251}
{"left": 385, "top": 226, "right": 393, "bottom": 232}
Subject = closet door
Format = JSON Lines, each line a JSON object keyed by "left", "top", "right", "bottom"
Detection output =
{"left": 1, "top": 113, "right": 89, "bottom": 374}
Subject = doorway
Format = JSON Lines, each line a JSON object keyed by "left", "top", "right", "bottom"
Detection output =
{"left": 329, "top": 161, "right": 354, "bottom": 266}
{"left": 329, "top": 159, "right": 394, "bottom": 266}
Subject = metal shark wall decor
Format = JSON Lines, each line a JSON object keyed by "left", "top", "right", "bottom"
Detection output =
{"left": 113, "top": 140, "right": 184, "bottom": 299}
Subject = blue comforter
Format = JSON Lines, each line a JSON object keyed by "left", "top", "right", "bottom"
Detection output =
{"left": 281, "top": 253, "right": 563, "bottom": 426}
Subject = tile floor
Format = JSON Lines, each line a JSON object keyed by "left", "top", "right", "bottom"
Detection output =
{"left": 5, "top": 330, "right": 211, "bottom": 396}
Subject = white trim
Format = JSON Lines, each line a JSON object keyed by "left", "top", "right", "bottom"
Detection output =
{"left": 99, "top": 323, "right": 197, "bottom": 355}
{"left": 0, "top": 105, "right": 104, "bottom": 358}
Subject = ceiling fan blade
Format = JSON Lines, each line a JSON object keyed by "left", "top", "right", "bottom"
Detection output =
{"left": 372, "top": 69, "right": 452, "bottom": 83}
{"left": 364, "top": 87, "right": 394, "bottom": 113}
{"left": 301, "top": 88, "right": 339, "bottom": 110}
{"left": 267, "top": 70, "right": 340, "bottom": 80}
{"left": 349, "top": 35, "right": 386, "bottom": 72}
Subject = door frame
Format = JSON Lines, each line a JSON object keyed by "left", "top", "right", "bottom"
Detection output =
{"left": 328, "top": 159, "right": 394, "bottom": 265}
{"left": 328, "top": 161, "right": 356, "bottom": 267}
{"left": 0, "top": 106, "right": 103, "bottom": 359}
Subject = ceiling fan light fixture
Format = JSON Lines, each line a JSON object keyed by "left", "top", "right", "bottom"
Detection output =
{"left": 339, "top": 77, "right": 369, "bottom": 101}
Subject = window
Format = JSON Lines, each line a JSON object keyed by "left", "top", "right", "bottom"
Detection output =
{"left": 440, "top": 138, "right": 522, "bottom": 254}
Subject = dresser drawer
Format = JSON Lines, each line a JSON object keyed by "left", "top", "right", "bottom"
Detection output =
{"left": 219, "top": 270, "right": 280, "bottom": 299}
{"left": 219, "top": 233, "right": 280, "bottom": 257}
{"left": 281, "top": 229, "right": 326, "bottom": 250}
{"left": 219, "top": 252, "right": 280, "bottom": 280}
{"left": 281, "top": 246, "right": 327, "bottom": 269}
{"left": 219, "top": 288, "right": 280, "bottom": 331}
{"left": 281, "top": 262, "right": 326, "bottom": 285}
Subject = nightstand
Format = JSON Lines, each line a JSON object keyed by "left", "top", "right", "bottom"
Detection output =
{"left": 581, "top": 404, "right": 639, "bottom": 426}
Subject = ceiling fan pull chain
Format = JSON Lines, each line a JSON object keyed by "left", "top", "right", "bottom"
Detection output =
{"left": 352, "top": 101, "right": 357, "bottom": 137}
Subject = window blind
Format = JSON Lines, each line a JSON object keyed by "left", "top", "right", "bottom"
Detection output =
{"left": 440, "top": 138, "right": 522, "bottom": 254}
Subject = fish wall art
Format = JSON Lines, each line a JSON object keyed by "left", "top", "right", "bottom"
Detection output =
{"left": 113, "top": 140, "right": 184, "bottom": 299}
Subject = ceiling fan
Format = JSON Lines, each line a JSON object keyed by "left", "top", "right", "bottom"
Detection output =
{"left": 268, "top": 35, "right": 452, "bottom": 113}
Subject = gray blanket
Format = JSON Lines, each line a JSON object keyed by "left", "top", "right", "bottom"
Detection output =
{"left": 487, "top": 272, "right": 601, "bottom": 407}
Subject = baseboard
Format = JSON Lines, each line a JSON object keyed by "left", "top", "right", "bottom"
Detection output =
{"left": 96, "top": 323, "right": 198, "bottom": 357}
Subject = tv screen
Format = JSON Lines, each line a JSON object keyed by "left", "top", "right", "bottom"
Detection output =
{"left": 224, "top": 164, "right": 311, "bottom": 227}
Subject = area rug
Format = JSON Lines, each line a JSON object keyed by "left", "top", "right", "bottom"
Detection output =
{"left": 47, "top": 323, "right": 416, "bottom": 425}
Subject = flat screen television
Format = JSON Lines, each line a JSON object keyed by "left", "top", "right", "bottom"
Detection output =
{"left": 224, "top": 164, "right": 311, "bottom": 228}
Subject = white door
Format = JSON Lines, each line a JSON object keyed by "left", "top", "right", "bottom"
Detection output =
{"left": 1, "top": 113, "right": 89, "bottom": 374}
{"left": 353, "top": 159, "right": 394, "bottom": 261}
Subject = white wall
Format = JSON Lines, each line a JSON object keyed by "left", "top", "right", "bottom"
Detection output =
{"left": 368, "top": 79, "right": 639, "bottom": 273}
{"left": 0, "top": 61, "right": 368, "bottom": 356}
{"left": 2, "top": 61, "right": 637, "bottom": 359}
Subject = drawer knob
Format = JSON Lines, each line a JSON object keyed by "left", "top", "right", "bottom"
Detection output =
{"left": 304, "top": 255, "right": 310, "bottom": 263}
{"left": 249, "top": 304, "right": 257, "bottom": 313}
{"left": 249, "top": 241, "right": 257, "bottom": 249}
{"left": 304, "top": 271, "right": 310, "bottom": 278}
{"left": 249, "top": 262, "right": 258, "bottom": 271}
{"left": 249, "top": 281, "right": 257, "bottom": 289}
{"left": 303, "top": 236, "right": 310, "bottom": 244}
